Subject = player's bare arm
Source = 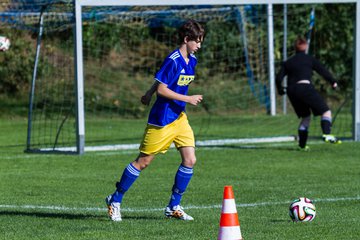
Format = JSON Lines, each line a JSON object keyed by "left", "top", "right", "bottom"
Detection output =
{"left": 157, "top": 83, "right": 203, "bottom": 106}
{"left": 141, "top": 82, "right": 159, "bottom": 105}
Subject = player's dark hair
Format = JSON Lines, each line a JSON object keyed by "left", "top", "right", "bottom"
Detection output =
{"left": 295, "top": 36, "right": 307, "bottom": 51}
{"left": 178, "top": 19, "right": 205, "bottom": 44}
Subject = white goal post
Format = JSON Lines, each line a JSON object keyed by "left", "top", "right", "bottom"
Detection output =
{"left": 74, "top": 0, "right": 360, "bottom": 154}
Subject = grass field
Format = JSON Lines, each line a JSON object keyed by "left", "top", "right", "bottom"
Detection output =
{"left": 1, "top": 118, "right": 360, "bottom": 239}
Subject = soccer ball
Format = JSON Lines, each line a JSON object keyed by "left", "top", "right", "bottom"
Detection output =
{"left": 0, "top": 36, "right": 10, "bottom": 51}
{"left": 289, "top": 197, "right": 316, "bottom": 222}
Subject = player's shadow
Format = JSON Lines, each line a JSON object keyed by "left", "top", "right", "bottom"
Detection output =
{"left": 0, "top": 210, "right": 101, "bottom": 220}
{"left": 0, "top": 210, "right": 161, "bottom": 221}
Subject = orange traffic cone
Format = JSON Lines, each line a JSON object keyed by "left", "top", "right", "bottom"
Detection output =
{"left": 218, "top": 186, "right": 243, "bottom": 240}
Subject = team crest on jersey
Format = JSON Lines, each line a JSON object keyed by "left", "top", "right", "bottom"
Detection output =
{"left": 177, "top": 75, "right": 194, "bottom": 86}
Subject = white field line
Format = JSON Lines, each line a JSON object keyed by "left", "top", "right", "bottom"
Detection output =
{"left": 2, "top": 138, "right": 299, "bottom": 159}
{"left": 0, "top": 196, "right": 358, "bottom": 213}
{"left": 39, "top": 136, "right": 296, "bottom": 152}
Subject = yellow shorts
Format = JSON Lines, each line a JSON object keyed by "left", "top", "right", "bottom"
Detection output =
{"left": 139, "top": 112, "right": 195, "bottom": 155}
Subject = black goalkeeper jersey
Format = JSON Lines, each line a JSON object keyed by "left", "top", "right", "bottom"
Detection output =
{"left": 276, "top": 51, "right": 337, "bottom": 92}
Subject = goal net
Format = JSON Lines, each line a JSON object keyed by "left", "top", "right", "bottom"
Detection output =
{"left": 14, "top": 1, "right": 356, "bottom": 153}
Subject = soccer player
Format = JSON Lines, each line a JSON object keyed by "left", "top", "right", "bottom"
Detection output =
{"left": 276, "top": 36, "right": 341, "bottom": 150}
{"left": 105, "top": 20, "right": 205, "bottom": 221}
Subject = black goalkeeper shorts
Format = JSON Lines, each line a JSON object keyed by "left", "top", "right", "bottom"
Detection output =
{"left": 287, "top": 83, "right": 330, "bottom": 118}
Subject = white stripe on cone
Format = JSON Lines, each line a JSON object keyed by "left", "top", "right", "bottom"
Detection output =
{"left": 218, "top": 226, "right": 242, "bottom": 240}
{"left": 222, "top": 199, "right": 237, "bottom": 213}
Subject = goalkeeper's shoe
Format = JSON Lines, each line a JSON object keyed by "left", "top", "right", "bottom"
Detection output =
{"left": 322, "top": 134, "right": 342, "bottom": 144}
{"left": 298, "top": 145, "right": 310, "bottom": 152}
{"left": 165, "top": 205, "right": 194, "bottom": 221}
{"left": 105, "top": 194, "right": 122, "bottom": 221}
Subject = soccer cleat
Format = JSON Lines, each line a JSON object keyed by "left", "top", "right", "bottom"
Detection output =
{"left": 298, "top": 145, "right": 310, "bottom": 152}
{"left": 105, "top": 194, "right": 122, "bottom": 221}
{"left": 165, "top": 205, "right": 194, "bottom": 221}
{"left": 322, "top": 134, "right": 342, "bottom": 144}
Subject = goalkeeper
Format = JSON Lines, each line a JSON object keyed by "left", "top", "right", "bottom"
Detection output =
{"left": 105, "top": 19, "right": 205, "bottom": 221}
{"left": 276, "top": 36, "right": 341, "bottom": 150}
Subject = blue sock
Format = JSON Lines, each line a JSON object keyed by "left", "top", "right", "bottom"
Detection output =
{"left": 112, "top": 163, "right": 140, "bottom": 203}
{"left": 168, "top": 165, "right": 194, "bottom": 207}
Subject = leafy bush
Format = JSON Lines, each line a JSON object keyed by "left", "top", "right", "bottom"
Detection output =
{"left": 0, "top": 29, "right": 37, "bottom": 96}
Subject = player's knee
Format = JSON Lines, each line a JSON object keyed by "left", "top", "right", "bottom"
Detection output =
{"left": 134, "top": 155, "right": 153, "bottom": 170}
{"left": 182, "top": 157, "right": 196, "bottom": 168}
{"left": 137, "top": 160, "right": 150, "bottom": 170}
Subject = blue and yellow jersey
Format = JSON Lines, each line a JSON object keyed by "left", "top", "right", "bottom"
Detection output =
{"left": 148, "top": 49, "right": 197, "bottom": 127}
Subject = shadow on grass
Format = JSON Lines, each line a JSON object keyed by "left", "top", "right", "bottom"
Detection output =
{"left": 0, "top": 210, "right": 102, "bottom": 220}
{"left": 0, "top": 211, "right": 160, "bottom": 221}
{"left": 270, "top": 219, "right": 293, "bottom": 223}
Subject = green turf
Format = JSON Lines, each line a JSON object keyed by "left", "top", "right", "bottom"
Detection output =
{"left": 0, "top": 118, "right": 359, "bottom": 239}
{"left": 84, "top": 112, "right": 352, "bottom": 142}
